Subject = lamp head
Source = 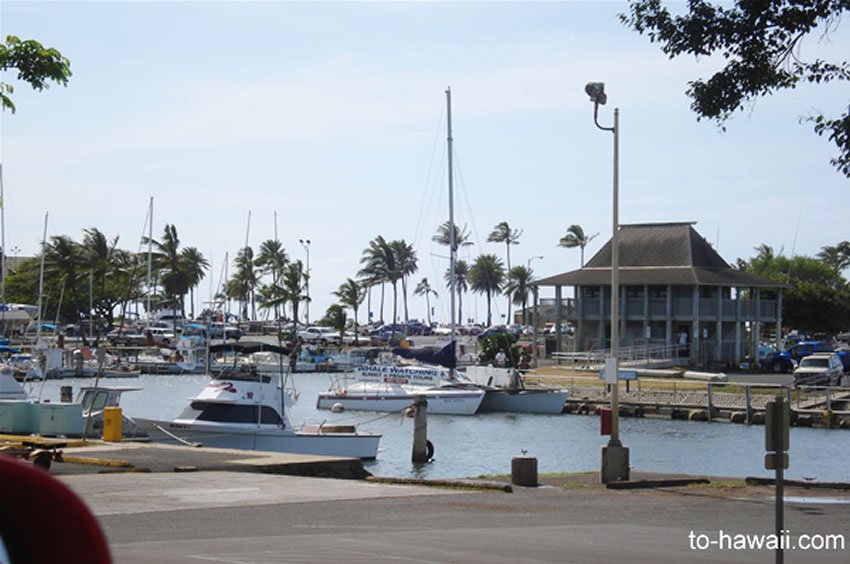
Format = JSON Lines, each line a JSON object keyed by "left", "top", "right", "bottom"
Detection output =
{"left": 585, "top": 82, "right": 607, "bottom": 105}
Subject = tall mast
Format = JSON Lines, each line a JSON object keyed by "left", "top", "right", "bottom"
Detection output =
{"left": 244, "top": 210, "right": 251, "bottom": 249}
{"left": 446, "top": 87, "right": 456, "bottom": 346}
{"left": 35, "top": 212, "right": 48, "bottom": 337}
{"left": 0, "top": 164, "right": 5, "bottom": 308}
{"left": 146, "top": 196, "right": 153, "bottom": 316}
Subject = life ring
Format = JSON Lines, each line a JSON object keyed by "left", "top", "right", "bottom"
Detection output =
{"left": 426, "top": 440, "right": 435, "bottom": 460}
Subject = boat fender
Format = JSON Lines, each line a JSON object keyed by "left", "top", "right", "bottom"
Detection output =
{"left": 426, "top": 440, "right": 435, "bottom": 460}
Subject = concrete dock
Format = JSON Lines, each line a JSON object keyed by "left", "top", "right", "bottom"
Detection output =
{"left": 2, "top": 439, "right": 849, "bottom": 563}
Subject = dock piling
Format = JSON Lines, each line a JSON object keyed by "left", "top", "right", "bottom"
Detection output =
{"left": 411, "top": 395, "right": 430, "bottom": 463}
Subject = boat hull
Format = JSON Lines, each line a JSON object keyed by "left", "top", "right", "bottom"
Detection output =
{"left": 478, "top": 389, "right": 568, "bottom": 414}
{"left": 133, "top": 418, "right": 381, "bottom": 460}
{"left": 316, "top": 389, "right": 485, "bottom": 415}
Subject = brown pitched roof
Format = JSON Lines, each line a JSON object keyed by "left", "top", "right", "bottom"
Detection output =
{"left": 534, "top": 223, "right": 786, "bottom": 288}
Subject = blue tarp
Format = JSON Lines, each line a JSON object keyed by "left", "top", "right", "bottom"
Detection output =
{"left": 393, "top": 341, "right": 457, "bottom": 369}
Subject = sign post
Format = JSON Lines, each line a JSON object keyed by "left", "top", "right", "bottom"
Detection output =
{"left": 765, "top": 397, "right": 790, "bottom": 564}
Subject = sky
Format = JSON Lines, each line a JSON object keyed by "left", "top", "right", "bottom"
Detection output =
{"left": 1, "top": 1, "right": 848, "bottom": 326}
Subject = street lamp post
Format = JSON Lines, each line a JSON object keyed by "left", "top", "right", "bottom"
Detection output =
{"left": 299, "top": 239, "right": 311, "bottom": 326}
{"left": 527, "top": 255, "right": 543, "bottom": 270}
{"left": 586, "top": 81, "right": 629, "bottom": 483}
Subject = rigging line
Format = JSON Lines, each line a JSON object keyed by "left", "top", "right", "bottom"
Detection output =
{"left": 450, "top": 147, "right": 485, "bottom": 250}
{"left": 411, "top": 102, "right": 447, "bottom": 250}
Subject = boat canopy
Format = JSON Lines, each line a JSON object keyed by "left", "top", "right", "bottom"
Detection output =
{"left": 393, "top": 341, "right": 456, "bottom": 369}
{"left": 209, "top": 341, "right": 290, "bottom": 355}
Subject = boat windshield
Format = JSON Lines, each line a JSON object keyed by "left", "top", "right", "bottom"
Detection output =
{"left": 180, "top": 401, "right": 283, "bottom": 425}
{"left": 211, "top": 371, "right": 272, "bottom": 383}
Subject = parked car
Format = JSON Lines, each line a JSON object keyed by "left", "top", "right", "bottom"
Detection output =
{"left": 477, "top": 326, "right": 520, "bottom": 343}
{"left": 107, "top": 326, "right": 147, "bottom": 346}
{"left": 143, "top": 327, "right": 175, "bottom": 346}
{"left": 64, "top": 320, "right": 106, "bottom": 338}
{"left": 793, "top": 353, "right": 845, "bottom": 388}
{"left": 543, "top": 322, "right": 574, "bottom": 335}
{"left": 768, "top": 341, "right": 850, "bottom": 373}
{"left": 297, "top": 326, "right": 342, "bottom": 346}
{"left": 208, "top": 322, "right": 243, "bottom": 340}
{"left": 342, "top": 331, "right": 364, "bottom": 345}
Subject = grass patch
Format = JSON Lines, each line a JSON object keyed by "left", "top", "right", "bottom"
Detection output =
{"left": 560, "top": 481, "right": 592, "bottom": 489}
{"left": 696, "top": 480, "right": 749, "bottom": 489}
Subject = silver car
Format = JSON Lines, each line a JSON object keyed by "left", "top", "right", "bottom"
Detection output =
{"left": 792, "top": 353, "right": 844, "bottom": 388}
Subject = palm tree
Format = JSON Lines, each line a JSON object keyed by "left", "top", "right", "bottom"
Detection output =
{"left": 279, "top": 260, "right": 309, "bottom": 327}
{"left": 819, "top": 241, "right": 850, "bottom": 272}
{"left": 434, "top": 221, "right": 473, "bottom": 329}
{"left": 359, "top": 236, "right": 395, "bottom": 326}
{"left": 487, "top": 221, "right": 522, "bottom": 321}
{"left": 432, "top": 221, "right": 474, "bottom": 249}
{"left": 230, "top": 246, "right": 259, "bottom": 320}
{"left": 390, "top": 239, "right": 417, "bottom": 328}
{"left": 504, "top": 265, "right": 534, "bottom": 325}
{"left": 144, "top": 224, "right": 188, "bottom": 315}
{"left": 451, "top": 259, "right": 470, "bottom": 326}
{"left": 558, "top": 224, "right": 598, "bottom": 267}
{"left": 414, "top": 278, "right": 438, "bottom": 326}
{"left": 255, "top": 239, "right": 288, "bottom": 319}
{"left": 80, "top": 228, "right": 120, "bottom": 323}
{"left": 180, "top": 247, "right": 209, "bottom": 319}
{"left": 43, "top": 234, "right": 84, "bottom": 320}
{"left": 469, "top": 254, "right": 505, "bottom": 327}
{"left": 334, "top": 278, "right": 365, "bottom": 344}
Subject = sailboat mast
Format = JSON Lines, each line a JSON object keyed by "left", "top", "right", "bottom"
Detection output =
{"left": 0, "top": 164, "right": 5, "bottom": 308}
{"left": 146, "top": 196, "right": 153, "bottom": 316}
{"left": 36, "top": 212, "right": 48, "bottom": 337}
{"left": 446, "top": 87, "right": 457, "bottom": 345}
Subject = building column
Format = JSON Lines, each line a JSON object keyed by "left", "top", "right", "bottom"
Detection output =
{"left": 691, "top": 286, "right": 700, "bottom": 365}
{"left": 598, "top": 285, "right": 606, "bottom": 349}
{"left": 734, "top": 287, "right": 742, "bottom": 365}
{"left": 716, "top": 289, "right": 723, "bottom": 366}
{"left": 532, "top": 286, "right": 540, "bottom": 367}
{"left": 643, "top": 284, "right": 650, "bottom": 344}
{"left": 775, "top": 288, "right": 783, "bottom": 347}
{"left": 665, "top": 285, "right": 673, "bottom": 346}
{"left": 620, "top": 285, "right": 626, "bottom": 346}
{"left": 576, "top": 286, "right": 585, "bottom": 351}
{"left": 754, "top": 288, "right": 762, "bottom": 361}
{"left": 555, "top": 285, "right": 563, "bottom": 353}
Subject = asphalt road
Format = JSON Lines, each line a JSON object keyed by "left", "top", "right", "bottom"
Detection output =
{"left": 55, "top": 471, "right": 850, "bottom": 563}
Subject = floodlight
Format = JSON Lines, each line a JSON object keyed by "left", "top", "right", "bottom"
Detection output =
{"left": 585, "top": 82, "right": 607, "bottom": 105}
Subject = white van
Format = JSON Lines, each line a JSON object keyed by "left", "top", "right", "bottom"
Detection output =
{"left": 153, "top": 309, "right": 186, "bottom": 326}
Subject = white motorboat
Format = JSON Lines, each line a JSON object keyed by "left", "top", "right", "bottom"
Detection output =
{"left": 460, "top": 365, "right": 568, "bottom": 414}
{"left": 133, "top": 370, "right": 381, "bottom": 459}
{"left": 316, "top": 362, "right": 485, "bottom": 416}
{"left": 77, "top": 385, "right": 143, "bottom": 438}
{"left": 0, "top": 365, "right": 29, "bottom": 400}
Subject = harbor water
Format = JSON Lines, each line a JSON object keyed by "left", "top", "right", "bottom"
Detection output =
{"left": 26, "top": 373, "right": 850, "bottom": 483}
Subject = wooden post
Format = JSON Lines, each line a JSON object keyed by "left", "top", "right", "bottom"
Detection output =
{"left": 707, "top": 383, "right": 713, "bottom": 422}
{"left": 412, "top": 395, "right": 429, "bottom": 462}
{"left": 745, "top": 385, "right": 752, "bottom": 424}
